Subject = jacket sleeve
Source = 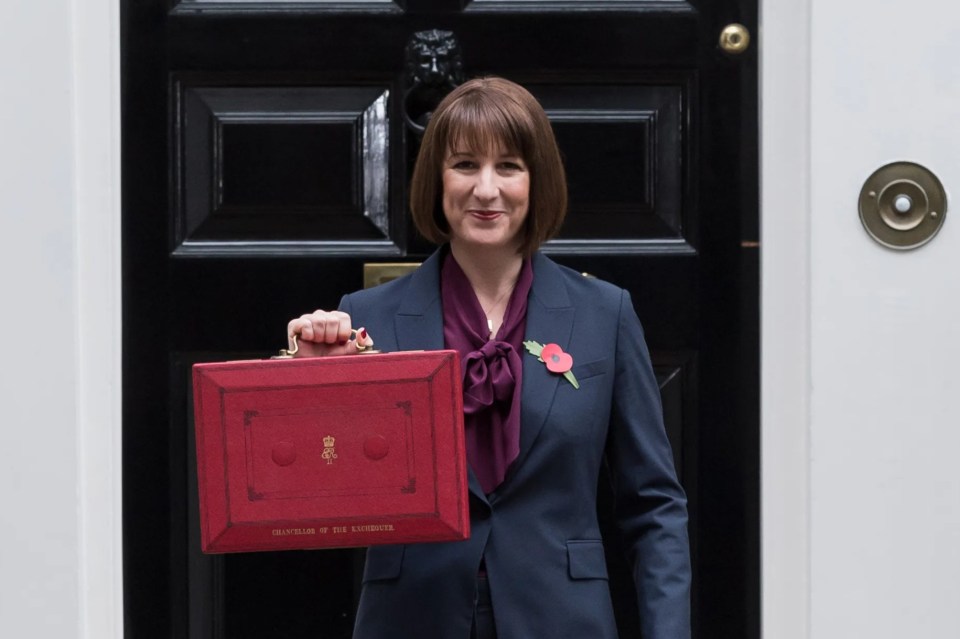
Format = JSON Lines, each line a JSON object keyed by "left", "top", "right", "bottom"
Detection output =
{"left": 607, "top": 289, "right": 691, "bottom": 639}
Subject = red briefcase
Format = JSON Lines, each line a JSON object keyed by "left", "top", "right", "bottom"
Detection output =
{"left": 191, "top": 350, "right": 468, "bottom": 554}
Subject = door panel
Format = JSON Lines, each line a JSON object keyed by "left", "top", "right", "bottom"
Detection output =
{"left": 123, "top": 0, "right": 758, "bottom": 636}
{"left": 539, "top": 82, "right": 691, "bottom": 251}
{"left": 176, "top": 86, "right": 394, "bottom": 253}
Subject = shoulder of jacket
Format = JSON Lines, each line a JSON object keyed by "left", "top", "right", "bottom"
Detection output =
{"left": 342, "top": 270, "right": 413, "bottom": 310}
{"left": 544, "top": 257, "right": 625, "bottom": 304}
{"left": 345, "top": 249, "right": 444, "bottom": 310}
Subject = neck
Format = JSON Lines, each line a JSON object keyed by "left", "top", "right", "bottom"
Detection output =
{"left": 449, "top": 241, "right": 524, "bottom": 299}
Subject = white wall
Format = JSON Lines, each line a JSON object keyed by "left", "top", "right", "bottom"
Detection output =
{"left": 0, "top": 0, "right": 122, "bottom": 637}
{"left": 808, "top": 0, "right": 960, "bottom": 635}
{"left": 764, "top": 0, "right": 960, "bottom": 638}
{"left": 0, "top": 0, "right": 80, "bottom": 634}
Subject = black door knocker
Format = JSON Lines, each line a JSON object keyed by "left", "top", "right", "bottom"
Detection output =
{"left": 402, "top": 30, "right": 464, "bottom": 136}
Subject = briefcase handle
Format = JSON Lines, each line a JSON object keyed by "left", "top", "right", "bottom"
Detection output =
{"left": 273, "top": 331, "right": 379, "bottom": 359}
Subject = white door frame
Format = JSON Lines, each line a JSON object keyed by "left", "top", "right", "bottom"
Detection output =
{"left": 74, "top": 0, "right": 124, "bottom": 636}
{"left": 759, "top": 1, "right": 812, "bottom": 638}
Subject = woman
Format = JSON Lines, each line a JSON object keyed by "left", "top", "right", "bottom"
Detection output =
{"left": 288, "top": 77, "right": 690, "bottom": 639}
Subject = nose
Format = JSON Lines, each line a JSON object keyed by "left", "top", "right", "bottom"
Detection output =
{"left": 472, "top": 165, "right": 499, "bottom": 201}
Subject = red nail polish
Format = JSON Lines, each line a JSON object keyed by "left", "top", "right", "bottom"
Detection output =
{"left": 359, "top": 329, "right": 367, "bottom": 340}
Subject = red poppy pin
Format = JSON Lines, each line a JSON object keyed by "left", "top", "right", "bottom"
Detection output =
{"left": 523, "top": 341, "right": 579, "bottom": 389}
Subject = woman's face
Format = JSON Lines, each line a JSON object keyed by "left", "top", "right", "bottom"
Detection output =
{"left": 441, "top": 141, "right": 530, "bottom": 254}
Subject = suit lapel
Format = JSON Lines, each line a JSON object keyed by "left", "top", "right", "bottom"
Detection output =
{"left": 511, "top": 253, "right": 574, "bottom": 481}
{"left": 392, "top": 249, "right": 488, "bottom": 501}
{"left": 393, "top": 250, "right": 445, "bottom": 352}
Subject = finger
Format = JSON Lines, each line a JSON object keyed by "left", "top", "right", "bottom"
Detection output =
{"left": 353, "top": 327, "right": 374, "bottom": 352}
{"left": 317, "top": 314, "right": 344, "bottom": 344}
{"left": 304, "top": 312, "right": 329, "bottom": 344}
{"left": 316, "top": 311, "right": 353, "bottom": 344}
{"left": 335, "top": 314, "right": 353, "bottom": 344}
{"left": 288, "top": 317, "right": 312, "bottom": 343}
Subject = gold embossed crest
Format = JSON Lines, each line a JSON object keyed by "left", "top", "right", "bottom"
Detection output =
{"left": 321, "top": 435, "right": 338, "bottom": 465}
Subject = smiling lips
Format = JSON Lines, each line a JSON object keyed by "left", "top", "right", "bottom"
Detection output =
{"left": 470, "top": 209, "right": 504, "bottom": 220}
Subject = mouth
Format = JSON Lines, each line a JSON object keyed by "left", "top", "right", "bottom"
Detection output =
{"left": 469, "top": 210, "right": 505, "bottom": 221}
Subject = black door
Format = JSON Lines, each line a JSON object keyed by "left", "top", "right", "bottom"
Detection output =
{"left": 122, "top": 1, "right": 758, "bottom": 637}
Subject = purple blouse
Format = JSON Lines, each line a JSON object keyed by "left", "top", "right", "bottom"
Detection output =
{"left": 441, "top": 252, "right": 533, "bottom": 494}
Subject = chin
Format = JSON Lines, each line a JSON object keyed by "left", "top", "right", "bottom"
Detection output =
{"left": 457, "top": 233, "right": 519, "bottom": 251}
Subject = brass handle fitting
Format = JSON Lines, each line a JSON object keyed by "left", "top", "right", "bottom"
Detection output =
{"left": 719, "top": 23, "right": 751, "bottom": 55}
{"left": 273, "top": 330, "right": 378, "bottom": 359}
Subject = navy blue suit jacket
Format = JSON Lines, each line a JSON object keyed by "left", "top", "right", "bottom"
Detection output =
{"left": 343, "top": 250, "right": 690, "bottom": 639}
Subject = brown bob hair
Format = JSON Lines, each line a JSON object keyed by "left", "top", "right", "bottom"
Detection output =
{"left": 409, "top": 77, "right": 567, "bottom": 256}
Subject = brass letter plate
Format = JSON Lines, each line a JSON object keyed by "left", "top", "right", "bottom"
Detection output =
{"left": 364, "top": 262, "right": 422, "bottom": 289}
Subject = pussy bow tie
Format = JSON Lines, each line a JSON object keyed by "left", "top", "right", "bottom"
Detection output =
{"left": 461, "top": 340, "right": 518, "bottom": 414}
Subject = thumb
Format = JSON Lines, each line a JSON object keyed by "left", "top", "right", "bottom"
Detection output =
{"left": 353, "top": 327, "right": 375, "bottom": 353}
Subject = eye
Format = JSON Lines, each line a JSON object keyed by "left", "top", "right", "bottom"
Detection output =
{"left": 451, "top": 160, "right": 477, "bottom": 170}
{"left": 498, "top": 161, "right": 525, "bottom": 172}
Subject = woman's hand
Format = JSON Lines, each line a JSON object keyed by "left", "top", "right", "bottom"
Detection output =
{"left": 286, "top": 310, "right": 374, "bottom": 358}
